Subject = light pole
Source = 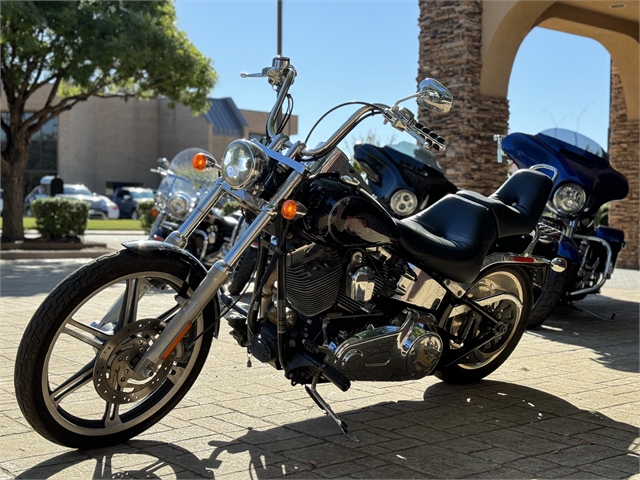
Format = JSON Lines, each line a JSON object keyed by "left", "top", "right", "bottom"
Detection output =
{"left": 277, "top": 0, "right": 282, "bottom": 56}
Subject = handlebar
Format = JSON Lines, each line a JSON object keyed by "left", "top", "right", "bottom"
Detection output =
{"left": 243, "top": 57, "right": 447, "bottom": 161}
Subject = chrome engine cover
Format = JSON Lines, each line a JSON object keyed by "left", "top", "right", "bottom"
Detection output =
{"left": 329, "top": 310, "right": 443, "bottom": 381}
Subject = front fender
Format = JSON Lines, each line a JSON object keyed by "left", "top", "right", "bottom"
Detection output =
{"left": 122, "top": 240, "right": 220, "bottom": 338}
{"left": 557, "top": 237, "right": 580, "bottom": 264}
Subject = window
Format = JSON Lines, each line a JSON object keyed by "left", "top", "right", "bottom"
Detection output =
{"left": 1, "top": 112, "right": 58, "bottom": 197}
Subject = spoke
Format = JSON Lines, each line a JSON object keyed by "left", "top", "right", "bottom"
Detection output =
{"left": 103, "top": 401, "right": 122, "bottom": 428}
{"left": 67, "top": 318, "right": 112, "bottom": 342}
{"left": 62, "top": 323, "right": 106, "bottom": 350}
{"left": 119, "top": 278, "right": 140, "bottom": 327}
{"left": 157, "top": 304, "right": 180, "bottom": 322}
{"left": 50, "top": 360, "right": 95, "bottom": 406}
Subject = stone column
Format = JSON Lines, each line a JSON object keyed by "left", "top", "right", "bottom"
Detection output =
{"left": 417, "top": 0, "right": 509, "bottom": 195}
{"left": 608, "top": 63, "right": 639, "bottom": 269}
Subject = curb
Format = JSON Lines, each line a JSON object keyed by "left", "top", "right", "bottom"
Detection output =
{"left": 0, "top": 248, "right": 114, "bottom": 260}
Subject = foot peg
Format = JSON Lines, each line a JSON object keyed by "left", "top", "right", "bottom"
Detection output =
{"left": 305, "top": 376, "right": 359, "bottom": 443}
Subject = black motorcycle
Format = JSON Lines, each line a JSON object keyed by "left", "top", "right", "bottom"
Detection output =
{"left": 15, "top": 56, "right": 566, "bottom": 448}
{"left": 353, "top": 140, "right": 457, "bottom": 217}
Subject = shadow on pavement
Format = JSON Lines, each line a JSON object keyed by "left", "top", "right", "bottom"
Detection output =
{"left": 530, "top": 295, "right": 639, "bottom": 373}
{"left": 0, "top": 258, "right": 92, "bottom": 297}
{"left": 16, "top": 382, "right": 639, "bottom": 479}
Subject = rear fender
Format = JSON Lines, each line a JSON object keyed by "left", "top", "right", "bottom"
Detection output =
{"left": 122, "top": 240, "right": 220, "bottom": 338}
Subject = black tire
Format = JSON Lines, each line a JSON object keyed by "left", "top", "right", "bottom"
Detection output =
{"left": 131, "top": 209, "right": 139, "bottom": 220}
{"left": 14, "top": 250, "right": 217, "bottom": 449}
{"left": 435, "top": 266, "right": 532, "bottom": 384}
{"left": 226, "top": 248, "right": 257, "bottom": 295}
{"left": 527, "top": 269, "right": 568, "bottom": 329}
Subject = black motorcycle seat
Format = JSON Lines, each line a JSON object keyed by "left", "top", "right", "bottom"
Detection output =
{"left": 396, "top": 195, "right": 497, "bottom": 284}
{"left": 457, "top": 169, "right": 553, "bottom": 238}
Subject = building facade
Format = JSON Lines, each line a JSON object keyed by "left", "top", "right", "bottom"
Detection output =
{"left": 1, "top": 85, "right": 297, "bottom": 196}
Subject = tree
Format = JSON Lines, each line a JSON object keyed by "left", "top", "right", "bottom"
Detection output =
{"left": 1, "top": 1, "right": 217, "bottom": 241}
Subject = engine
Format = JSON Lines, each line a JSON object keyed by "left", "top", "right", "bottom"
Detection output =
{"left": 249, "top": 242, "right": 444, "bottom": 383}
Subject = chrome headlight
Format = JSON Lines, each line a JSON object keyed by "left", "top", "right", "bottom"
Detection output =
{"left": 552, "top": 183, "right": 586, "bottom": 215}
{"left": 221, "top": 140, "right": 267, "bottom": 189}
{"left": 154, "top": 191, "right": 166, "bottom": 206}
{"left": 166, "top": 193, "right": 190, "bottom": 218}
{"left": 390, "top": 189, "right": 418, "bottom": 216}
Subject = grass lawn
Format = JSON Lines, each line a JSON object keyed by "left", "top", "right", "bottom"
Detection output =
{"left": 0, "top": 218, "right": 144, "bottom": 231}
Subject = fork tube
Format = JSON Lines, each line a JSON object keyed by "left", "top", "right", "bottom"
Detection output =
{"left": 164, "top": 178, "right": 224, "bottom": 248}
{"left": 134, "top": 170, "right": 305, "bottom": 376}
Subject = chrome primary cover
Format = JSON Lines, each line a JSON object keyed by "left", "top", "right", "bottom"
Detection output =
{"left": 330, "top": 311, "right": 443, "bottom": 381}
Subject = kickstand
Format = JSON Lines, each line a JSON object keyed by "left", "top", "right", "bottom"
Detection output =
{"left": 568, "top": 302, "right": 615, "bottom": 322}
{"left": 305, "top": 375, "right": 359, "bottom": 443}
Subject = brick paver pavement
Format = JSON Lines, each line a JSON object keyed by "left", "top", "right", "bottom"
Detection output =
{"left": 0, "top": 258, "right": 638, "bottom": 479}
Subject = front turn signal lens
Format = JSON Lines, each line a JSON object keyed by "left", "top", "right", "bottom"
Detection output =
{"left": 192, "top": 153, "right": 208, "bottom": 171}
{"left": 281, "top": 200, "right": 307, "bottom": 220}
{"left": 281, "top": 200, "right": 297, "bottom": 220}
{"left": 150, "top": 208, "right": 159, "bottom": 218}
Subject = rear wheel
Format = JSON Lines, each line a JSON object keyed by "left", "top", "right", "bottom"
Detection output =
{"left": 436, "top": 266, "right": 531, "bottom": 384}
{"left": 527, "top": 268, "right": 568, "bottom": 329}
{"left": 14, "top": 250, "right": 217, "bottom": 449}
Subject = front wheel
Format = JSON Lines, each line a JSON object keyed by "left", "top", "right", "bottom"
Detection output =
{"left": 436, "top": 266, "right": 532, "bottom": 384}
{"left": 14, "top": 250, "right": 217, "bottom": 449}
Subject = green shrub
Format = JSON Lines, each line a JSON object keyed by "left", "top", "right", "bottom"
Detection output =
{"left": 221, "top": 200, "right": 239, "bottom": 216}
{"left": 31, "top": 197, "right": 89, "bottom": 239}
{"left": 137, "top": 200, "right": 156, "bottom": 233}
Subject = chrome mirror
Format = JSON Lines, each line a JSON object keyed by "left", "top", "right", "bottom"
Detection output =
{"left": 417, "top": 79, "right": 453, "bottom": 114}
{"left": 157, "top": 157, "right": 170, "bottom": 170}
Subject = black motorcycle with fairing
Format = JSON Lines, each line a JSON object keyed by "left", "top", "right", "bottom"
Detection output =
{"left": 14, "top": 57, "right": 567, "bottom": 448}
{"left": 149, "top": 148, "right": 240, "bottom": 267}
{"left": 353, "top": 140, "right": 458, "bottom": 217}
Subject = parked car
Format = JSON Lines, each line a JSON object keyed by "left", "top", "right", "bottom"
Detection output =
{"left": 111, "top": 187, "right": 155, "bottom": 219}
{"left": 24, "top": 177, "right": 110, "bottom": 219}
{"left": 99, "top": 195, "right": 120, "bottom": 219}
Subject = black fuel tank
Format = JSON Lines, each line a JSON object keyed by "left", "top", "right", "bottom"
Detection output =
{"left": 299, "top": 176, "right": 399, "bottom": 246}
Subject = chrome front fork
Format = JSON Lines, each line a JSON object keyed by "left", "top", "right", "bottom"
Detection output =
{"left": 134, "top": 170, "right": 304, "bottom": 376}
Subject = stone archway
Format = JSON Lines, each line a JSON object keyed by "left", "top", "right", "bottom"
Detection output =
{"left": 418, "top": 0, "right": 639, "bottom": 268}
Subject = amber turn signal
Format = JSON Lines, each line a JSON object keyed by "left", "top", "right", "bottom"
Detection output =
{"left": 150, "top": 208, "right": 159, "bottom": 218}
{"left": 281, "top": 200, "right": 298, "bottom": 220}
{"left": 192, "top": 152, "right": 208, "bottom": 171}
{"left": 161, "top": 322, "right": 193, "bottom": 361}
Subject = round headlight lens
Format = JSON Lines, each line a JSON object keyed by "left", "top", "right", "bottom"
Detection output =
{"left": 389, "top": 189, "right": 418, "bottom": 216}
{"left": 221, "top": 140, "right": 267, "bottom": 189}
{"left": 166, "top": 194, "right": 190, "bottom": 218}
{"left": 552, "top": 183, "right": 586, "bottom": 215}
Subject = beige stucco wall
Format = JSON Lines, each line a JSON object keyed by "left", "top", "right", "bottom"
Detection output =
{"left": 58, "top": 96, "right": 159, "bottom": 194}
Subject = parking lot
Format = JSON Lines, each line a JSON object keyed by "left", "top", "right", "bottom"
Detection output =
{"left": 0, "top": 256, "right": 638, "bottom": 479}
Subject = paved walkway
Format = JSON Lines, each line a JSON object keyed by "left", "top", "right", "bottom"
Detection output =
{"left": 0, "top": 257, "right": 638, "bottom": 479}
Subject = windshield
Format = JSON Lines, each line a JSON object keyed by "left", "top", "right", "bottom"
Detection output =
{"left": 387, "top": 141, "right": 445, "bottom": 174}
{"left": 539, "top": 128, "right": 608, "bottom": 160}
{"left": 130, "top": 190, "right": 154, "bottom": 200}
{"left": 64, "top": 185, "right": 93, "bottom": 196}
{"left": 157, "top": 148, "right": 219, "bottom": 198}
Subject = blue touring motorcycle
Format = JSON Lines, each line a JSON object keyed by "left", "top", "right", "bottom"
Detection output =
{"left": 497, "top": 129, "right": 629, "bottom": 328}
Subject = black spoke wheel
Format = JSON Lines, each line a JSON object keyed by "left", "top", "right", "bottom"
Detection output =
{"left": 436, "top": 266, "right": 532, "bottom": 384}
{"left": 14, "top": 250, "right": 217, "bottom": 449}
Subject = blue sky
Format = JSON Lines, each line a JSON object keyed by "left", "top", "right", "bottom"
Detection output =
{"left": 175, "top": 1, "right": 611, "bottom": 153}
